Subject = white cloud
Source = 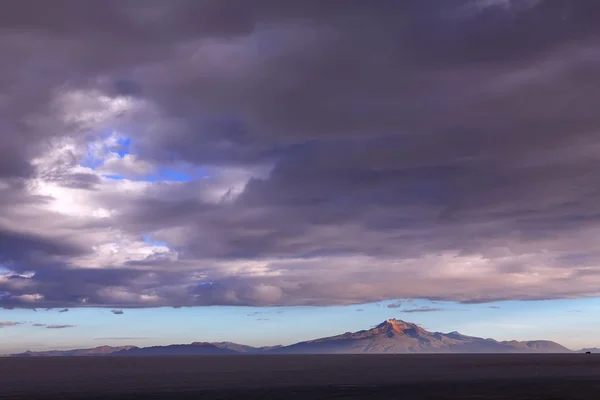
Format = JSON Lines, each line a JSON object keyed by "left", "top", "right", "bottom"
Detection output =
{"left": 13, "top": 294, "right": 44, "bottom": 303}
{"left": 98, "top": 153, "right": 154, "bottom": 178}
{"left": 76, "top": 235, "right": 175, "bottom": 269}
{"left": 55, "top": 89, "right": 134, "bottom": 128}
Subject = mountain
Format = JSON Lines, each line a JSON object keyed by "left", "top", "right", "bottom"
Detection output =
{"left": 207, "top": 342, "right": 261, "bottom": 353}
{"left": 268, "top": 319, "right": 571, "bottom": 354}
{"left": 110, "top": 342, "right": 280, "bottom": 356}
{"left": 10, "top": 319, "right": 572, "bottom": 356}
{"left": 12, "top": 345, "right": 137, "bottom": 357}
{"left": 111, "top": 342, "right": 241, "bottom": 356}
{"left": 497, "top": 340, "right": 570, "bottom": 353}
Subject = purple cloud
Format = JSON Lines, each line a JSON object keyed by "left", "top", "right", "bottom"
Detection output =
{"left": 1, "top": 1, "right": 600, "bottom": 309}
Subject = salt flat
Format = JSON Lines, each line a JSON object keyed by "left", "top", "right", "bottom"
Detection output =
{"left": 2, "top": 354, "right": 600, "bottom": 399}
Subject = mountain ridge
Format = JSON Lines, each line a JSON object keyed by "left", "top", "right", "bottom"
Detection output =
{"left": 12, "top": 345, "right": 137, "bottom": 357}
{"left": 11, "top": 318, "right": 575, "bottom": 356}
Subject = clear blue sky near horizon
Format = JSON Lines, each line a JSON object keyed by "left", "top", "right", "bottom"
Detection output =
{"left": 2, "top": 298, "right": 600, "bottom": 355}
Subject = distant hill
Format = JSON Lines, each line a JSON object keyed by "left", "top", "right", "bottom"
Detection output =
{"left": 13, "top": 345, "right": 137, "bottom": 357}
{"left": 11, "top": 319, "right": 573, "bottom": 356}
{"left": 111, "top": 342, "right": 241, "bottom": 356}
{"left": 580, "top": 348, "right": 599, "bottom": 353}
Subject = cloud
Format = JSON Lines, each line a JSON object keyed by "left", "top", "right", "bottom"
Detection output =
{"left": 0, "top": 321, "right": 22, "bottom": 327}
{"left": 387, "top": 301, "right": 403, "bottom": 309}
{"left": 58, "top": 308, "right": 69, "bottom": 313}
{"left": 110, "top": 309, "right": 124, "bottom": 315}
{"left": 488, "top": 306, "right": 501, "bottom": 309}
{"left": 46, "top": 324, "right": 75, "bottom": 329}
{"left": 356, "top": 308, "right": 364, "bottom": 312}
{"left": 94, "top": 337, "right": 149, "bottom": 341}
{"left": 32, "top": 323, "right": 46, "bottom": 327}
{"left": 2, "top": 1, "right": 600, "bottom": 308}
{"left": 400, "top": 307, "right": 445, "bottom": 313}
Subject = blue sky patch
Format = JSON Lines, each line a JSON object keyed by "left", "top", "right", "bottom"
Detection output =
{"left": 143, "top": 235, "right": 168, "bottom": 248}
{"left": 81, "top": 134, "right": 208, "bottom": 183}
{"left": 113, "top": 136, "right": 132, "bottom": 158}
{"left": 81, "top": 132, "right": 132, "bottom": 170}
{"left": 103, "top": 174, "right": 125, "bottom": 181}
{"left": 101, "top": 167, "right": 207, "bottom": 183}
{"left": 139, "top": 168, "right": 194, "bottom": 183}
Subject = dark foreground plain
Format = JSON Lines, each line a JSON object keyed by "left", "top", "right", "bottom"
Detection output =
{"left": 2, "top": 354, "right": 600, "bottom": 399}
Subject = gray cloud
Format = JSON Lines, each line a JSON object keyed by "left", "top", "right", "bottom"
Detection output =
{"left": 387, "top": 301, "right": 403, "bottom": 309}
{"left": 94, "top": 337, "right": 149, "bottom": 341}
{"left": 46, "top": 324, "right": 75, "bottom": 329}
{"left": 400, "top": 307, "right": 445, "bottom": 313}
{"left": 58, "top": 308, "right": 69, "bottom": 313}
{"left": 110, "top": 309, "right": 124, "bottom": 315}
{"left": 2, "top": 1, "right": 600, "bottom": 308}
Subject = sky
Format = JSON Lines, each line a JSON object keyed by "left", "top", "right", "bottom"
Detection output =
{"left": 2, "top": 0, "right": 600, "bottom": 354}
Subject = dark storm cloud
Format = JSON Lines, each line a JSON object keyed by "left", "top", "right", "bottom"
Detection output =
{"left": 58, "top": 308, "right": 69, "bottom": 313}
{"left": 0, "top": 228, "right": 87, "bottom": 278}
{"left": 0, "top": 229, "right": 84, "bottom": 265}
{"left": 130, "top": 0, "right": 600, "bottom": 168}
{"left": 2, "top": 0, "right": 600, "bottom": 308}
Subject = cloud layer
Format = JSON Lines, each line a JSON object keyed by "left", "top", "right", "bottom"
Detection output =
{"left": 2, "top": 0, "right": 600, "bottom": 308}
